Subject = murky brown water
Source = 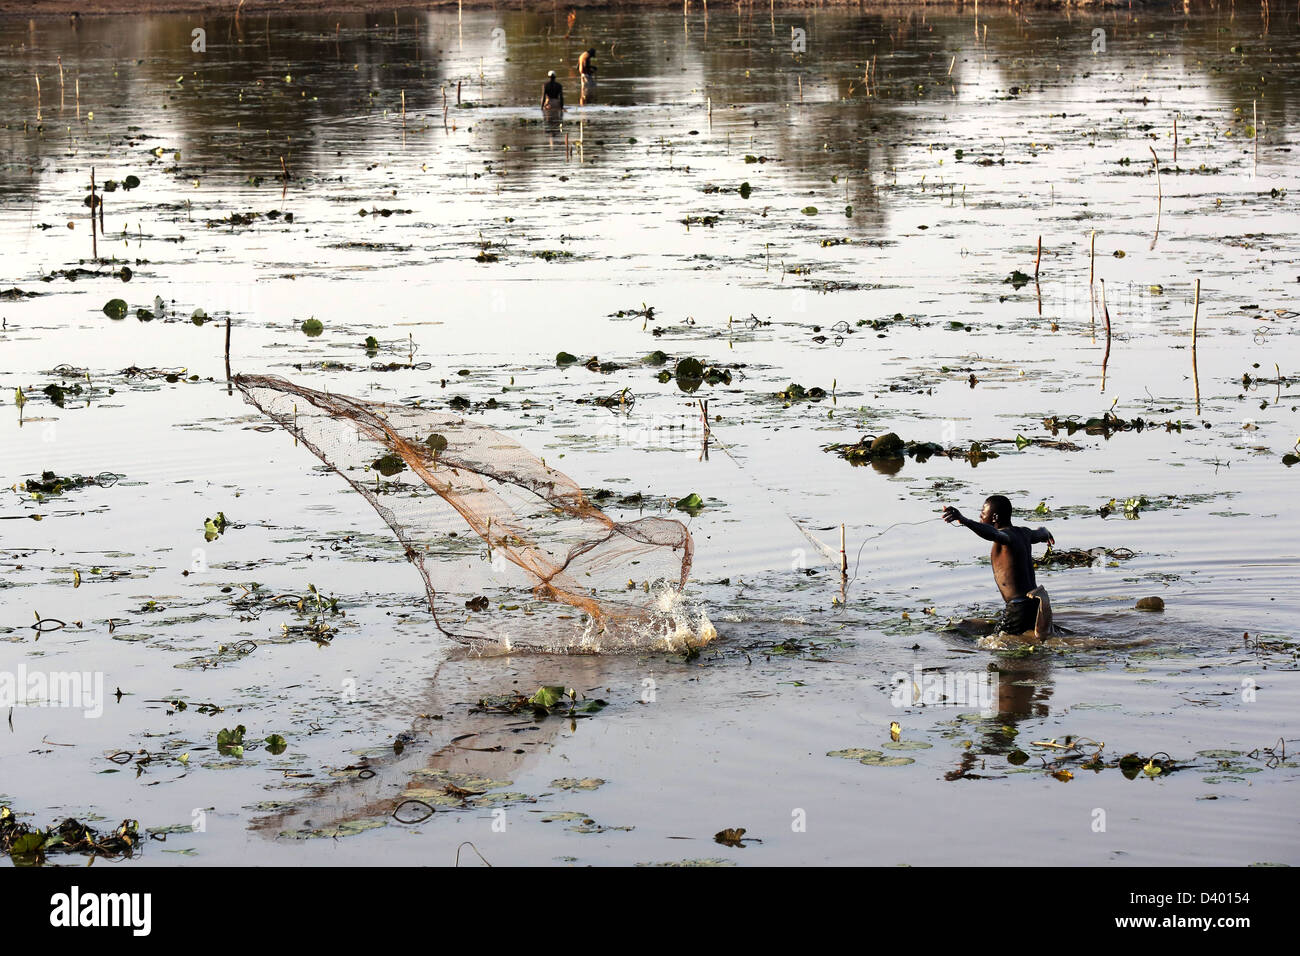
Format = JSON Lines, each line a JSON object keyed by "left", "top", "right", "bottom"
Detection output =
{"left": 1, "top": 4, "right": 1297, "bottom": 866}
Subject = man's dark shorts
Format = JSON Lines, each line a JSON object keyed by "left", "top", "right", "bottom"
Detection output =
{"left": 998, "top": 596, "right": 1038, "bottom": 635}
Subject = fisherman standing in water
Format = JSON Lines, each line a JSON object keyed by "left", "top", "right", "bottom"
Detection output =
{"left": 943, "top": 495, "right": 1056, "bottom": 641}
{"left": 541, "top": 70, "right": 564, "bottom": 111}
{"left": 578, "top": 47, "right": 597, "bottom": 104}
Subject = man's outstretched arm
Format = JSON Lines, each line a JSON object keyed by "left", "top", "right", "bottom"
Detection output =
{"left": 942, "top": 506, "right": 1011, "bottom": 544}
{"left": 1029, "top": 526, "right": 1055, "bottom": 546}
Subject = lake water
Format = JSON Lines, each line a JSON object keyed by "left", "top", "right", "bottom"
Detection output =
{"left": 1, "top": 4, "right": 1297, "bottom": 866}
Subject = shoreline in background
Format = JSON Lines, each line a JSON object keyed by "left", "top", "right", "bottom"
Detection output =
{"left": 0, "top": 0, "right": 1159, "bottom": 20}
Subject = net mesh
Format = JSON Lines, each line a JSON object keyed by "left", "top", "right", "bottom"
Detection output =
{"left": 234, "top": 374, "right": 698, "bottom": 650}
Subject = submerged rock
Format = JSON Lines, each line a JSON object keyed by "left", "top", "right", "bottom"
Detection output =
{"left": 1135, "top": 596, "right": 1165, "bottom": 612}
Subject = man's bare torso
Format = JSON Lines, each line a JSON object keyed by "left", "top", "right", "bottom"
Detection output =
{"left": 989, "top": 526, "right": 1040, "bottom": 603}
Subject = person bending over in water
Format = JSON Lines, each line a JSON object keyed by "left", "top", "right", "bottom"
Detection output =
{"left": 541, "top": 71, "right": 564, "bottom": 110}
{"left": 943, "top": 495, "right": 1056, "bottom": 641}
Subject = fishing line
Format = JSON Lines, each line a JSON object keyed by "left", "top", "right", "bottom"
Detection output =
{"left": 703, "top": 413, "right": 941, "bottom": 576}
{"left": 846, "top": 516, "right": 944, "bottom": 588}
{"left": 702, "top": 418, "right": 840, "bottom": 564}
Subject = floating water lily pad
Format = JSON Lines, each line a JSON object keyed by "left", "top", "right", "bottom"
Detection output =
{"left": 372, "top": 454, "right": 405, "bottom": 477}
{"left": 550, "top": 777, "right": 605, "bottom": 791}
{"left": 827, "top": 748, "right": 875, "bottom": 760}
{"left": 882, "top": 741, "right": 932, "bottom": 751}
{"left": 279, "top": 817, "right": 387, "bottom": 840}
{"left": 469, "top": 792, "right": 532, "bottom": 807}
{"left": 860, "top": 752, "right": 915, "bottom": 767}
{"left": 400, "top": 788, "right": 466, "bottom": 807}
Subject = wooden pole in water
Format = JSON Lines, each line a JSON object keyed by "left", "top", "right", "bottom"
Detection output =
{"left": 1034, "top": 235, "right": 1042, "bottom": 280}
{"left": 798, "top": 74, "right": 803, "bottom": 103}
{"left": 34, "top": 73, "right": 41, "bottom": 124}
{"left": 1089, "top": 229, "right": 1096, "bottom": 288}
{"left": 89, "top": 167, "right": 97, "bottom": 260}
{"left": 840, "top": 524, "right": 847, "bottom": 577}
{"left": 401, "top": 89, "right": 406, "bottom": 128}
{"left": 225, "top": 317, "right": 233, "bottom": 381}
{"left": 1173, "top": 115, "right": 1178, "bottom": 163}
{"left": 58, "top": 56, "right": 64, "bottom": 110}
{"left": 1192, "top": 278, "right": 1201, "bottom": 415}
{"left": 1149, "top": 146, "right": 1162, "bottom": 246}
{"left": 1088, "top": 229, "right": 1097, "bottom": 338}
{"left": 1099, "top": 278, "right": 1112, "bottom": 392}
{"left": 457, "top": 80, "right": 461, "bottom": 106}
{"left": 1253, "top": 99, "right": 1258, "bottom": 174}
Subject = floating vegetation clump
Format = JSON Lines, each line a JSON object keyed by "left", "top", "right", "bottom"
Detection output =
{"left": 658, "top": 357, "right": 732, "bottom": 391}
{"left": 1, "top": 807, "right": 140, "bottom": 864}
{"left": 21, "top": 470, "right": 116, "bottom": 497}
{"left": 776, "top": 383, "right": 828, "bottom": 403}
{"left": 1043, "top": 413, "right": 1201, "bottom": 437}
{"left": 825, "top": 433, "right": 997, "bottom": 465}
{"left": 1036, "top": 546, "right": 1136, "bottom": 568}
{"left": 472, "top": 685, "right": 608, "bottom": 718}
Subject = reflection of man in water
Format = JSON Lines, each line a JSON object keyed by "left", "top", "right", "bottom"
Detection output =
{"left": 943, "top": 495, "right": 1056, "bottom": 641}
{"left": 541, "top": 70, "right": 564, "bottom": 110}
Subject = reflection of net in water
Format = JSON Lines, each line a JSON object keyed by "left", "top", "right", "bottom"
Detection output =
{"left": 235, "top": 374, "right": 706, "bottom": 651}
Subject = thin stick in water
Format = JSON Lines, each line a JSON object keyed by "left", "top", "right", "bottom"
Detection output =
{"left": 1088, "top": 229, "right": 1097, "bottom": 338}
{"left": 89, "top": 167, "right": 97, "bottom": 260}
{"left": 1192, "top": 278, "right": 1201, "bottom": 415}
{"left": 1149, "top": 146, "right": 1162, "bottom": 247}
{"left": 1253, "top": 99, "right": 1258, "bottom": 174}
{"left": 1099, "top": 278, "right": 1112, "bottom": 392}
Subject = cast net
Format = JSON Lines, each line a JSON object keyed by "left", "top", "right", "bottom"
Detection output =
{"left": 234, "top": 374, "right": 710, "bottom": 652}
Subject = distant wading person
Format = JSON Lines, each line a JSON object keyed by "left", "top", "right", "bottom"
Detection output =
{"left": 542, "top": 70, "right": 564, "bottom": 110}
{"left": 578, "top": 48, "right": 597, "bottom": 104}
{"left": 943, "top": 495, "right": 1056, "bottom": 641}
